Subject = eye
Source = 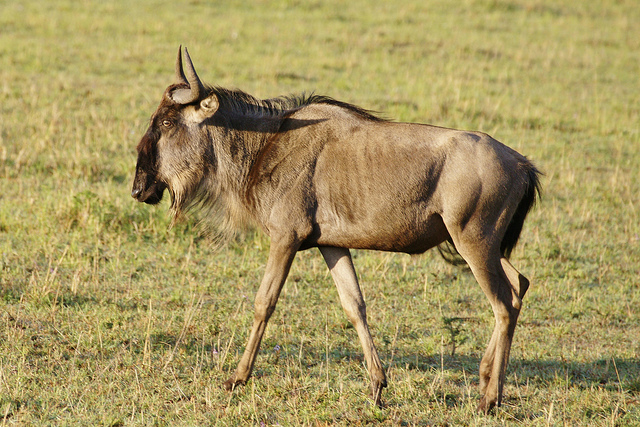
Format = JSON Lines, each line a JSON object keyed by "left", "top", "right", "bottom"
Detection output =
{"left": 162, "top": 120, "right": 173, "bottom": 128}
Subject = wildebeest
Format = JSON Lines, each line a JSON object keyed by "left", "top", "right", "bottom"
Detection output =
{"left": 132, "top": 46, "right": 541, "bottom": 413}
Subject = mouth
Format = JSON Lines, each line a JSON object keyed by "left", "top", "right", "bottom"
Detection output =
{"left": 131, "top": 182, "right": 167, "bottom": 205}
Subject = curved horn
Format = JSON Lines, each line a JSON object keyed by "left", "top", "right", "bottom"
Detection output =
{"left": 182, "top": 47, "right": 204, "bottom": 99}
{"left": 170, "top": 46, "right": 206, "bottom": 104}
{"left": 175, "top": 45, "right": 188, "bottom": 86}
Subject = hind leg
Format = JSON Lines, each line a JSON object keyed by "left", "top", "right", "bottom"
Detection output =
{"left": 501, "top": 257, "right": 530, "bottom": 300}
{"left": 449, "top": 235, "right": 526, "bottom": 413}
{"left": 475, "top": 258, "right": 523, "bottom": 413}
{"left": 476, "top": 257, "right": 529, "bottom": 406}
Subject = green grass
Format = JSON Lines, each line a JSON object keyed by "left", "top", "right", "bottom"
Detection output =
{"left": 1, "top": 0, "right": 639, "bottom": 425}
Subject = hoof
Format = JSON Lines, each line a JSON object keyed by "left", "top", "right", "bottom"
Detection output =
{"left": 370, "top": 382, "right": 386, "bottom": 408}
{"left": 477, "top": 396, "right": 496, "bottom": 415}
{"left": 223, "top": 375, "right": 245, "bottom": 391}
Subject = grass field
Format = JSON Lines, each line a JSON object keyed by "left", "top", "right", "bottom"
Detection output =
{"left": 1, "top": 0, "right": 639, "bottom": 425}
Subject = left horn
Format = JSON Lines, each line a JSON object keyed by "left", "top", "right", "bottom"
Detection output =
{"left": 170, "top": 46, "right": 205, "bottom": 104}
{"left": 175, "top": 45, "right": 188, "bottom": 86}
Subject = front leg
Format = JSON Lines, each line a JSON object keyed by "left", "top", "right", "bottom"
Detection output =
{"left": 223, "top": 236, "right": 299, "bottom": 391}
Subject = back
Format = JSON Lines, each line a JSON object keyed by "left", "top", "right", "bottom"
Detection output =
{"left": 279, "top": 104, "right": 472, "bottom": 252}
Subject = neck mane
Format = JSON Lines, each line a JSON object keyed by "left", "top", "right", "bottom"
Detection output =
{"left": 209, "top": 86, "right": 386, "bottom": 122}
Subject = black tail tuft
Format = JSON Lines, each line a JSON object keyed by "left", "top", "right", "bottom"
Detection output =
{"left": 437, "top": 239, "right": 467, "bottom": 266}
{"left": 500, "top": 160, "right": 542, "bottom": 259}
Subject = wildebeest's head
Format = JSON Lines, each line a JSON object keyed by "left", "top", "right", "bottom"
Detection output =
{"left": 131, "top": 46, "right": 220, "bottom": 218}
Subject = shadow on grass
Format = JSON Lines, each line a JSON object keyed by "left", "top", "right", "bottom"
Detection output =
{"left": 386, "top": 351, "right": 640, "bottom": 393}
{"left": 149, "top": 330, "right": 640, "bottom": 395}
{"left": 273, "top": 343, "right": 640, "bottom": 396}
{"left": 510, "top": 357, "right": 640, "bottom": 392}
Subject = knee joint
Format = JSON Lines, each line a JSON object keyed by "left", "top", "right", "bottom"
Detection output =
{"left": 254, "top": 300, "right": 276, "bottom": 321}
{"left": 511, "top": 293, "right": 523, "bottom": 311}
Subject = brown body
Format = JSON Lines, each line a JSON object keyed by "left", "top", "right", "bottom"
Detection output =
{"left": 132, "top": 47, "right": 541, "bottom": 413}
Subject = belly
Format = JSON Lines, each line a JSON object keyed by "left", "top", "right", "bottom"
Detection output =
{"left": 310, "top": 206, "right": 450, "bottom": 254}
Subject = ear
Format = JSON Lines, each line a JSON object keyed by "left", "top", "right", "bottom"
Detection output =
{"left": 199, "top": 94, "right": 219, "bottom": 116}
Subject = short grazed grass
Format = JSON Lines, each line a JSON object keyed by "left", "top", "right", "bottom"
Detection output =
{"left": 1, "top": 0, "right": 639, "bottom": 425}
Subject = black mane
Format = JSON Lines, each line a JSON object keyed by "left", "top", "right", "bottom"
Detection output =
{"left": 302, "top": 94, "right": 387, "bottom": 122}
{"left": 209, "top": 86, "right": 386, "bottom": 122}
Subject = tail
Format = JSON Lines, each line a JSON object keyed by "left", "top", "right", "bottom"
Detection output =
{"left": 500, "top": 160, "right": 542, "bottom": 258}
{"left": 438, "top": 159, "right": 542, "bottom": 264}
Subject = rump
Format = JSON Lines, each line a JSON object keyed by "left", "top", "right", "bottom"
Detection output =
{"left": 437, "top": 133, "right": 541, "bottom": 259}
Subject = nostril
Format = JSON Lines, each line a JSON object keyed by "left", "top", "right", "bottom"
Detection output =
{"left": 131, "top": 188, "right": 142, "bottom": 199}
